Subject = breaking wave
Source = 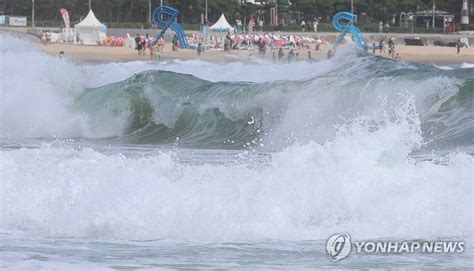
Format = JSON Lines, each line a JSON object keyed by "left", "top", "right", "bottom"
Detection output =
{"left": 1, "top": 35, "right": 473, "bottom": 152}
{"left": 0, "top": 34, "right": 472, "bottom": 242}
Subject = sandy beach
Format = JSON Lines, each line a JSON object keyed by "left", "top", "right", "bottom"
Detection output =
{"left": 1, "top": 27, "right": 472, "bottom": 64}
{"left": 34, "top": 35, "right": 474, "bottom": 65}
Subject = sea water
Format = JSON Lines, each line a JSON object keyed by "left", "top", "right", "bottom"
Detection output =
{"left": 0, "top": 35, "right": 473, "bottom": 269}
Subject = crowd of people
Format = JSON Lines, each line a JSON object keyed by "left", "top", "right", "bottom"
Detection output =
{"left": 131, "top": 24, "right": 470, "bottom": 63}
{"left": 372, "top": 37, "right": 401, "bottom": 61}
{"left": 267, "top": 41, "right": 328, "bottom": 63}
{"left": 130, "top": 32, "right": 471, "bottom": 64}
{"left": 299, "top": 19, "right": 320, "bottom": 32}
{"left": 134, "top": 33, "right": 165, "bottom": 59}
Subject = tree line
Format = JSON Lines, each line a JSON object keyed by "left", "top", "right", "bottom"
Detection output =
{"left": 0, "top": 0, "right": 466, "bottom": 26}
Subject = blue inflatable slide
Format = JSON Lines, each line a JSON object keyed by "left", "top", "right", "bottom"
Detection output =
{"left": 332, "top": 12, "right": 371, "bottom": 50}
{"left": 153, "top": 6, "right": 188, "bottom": 49}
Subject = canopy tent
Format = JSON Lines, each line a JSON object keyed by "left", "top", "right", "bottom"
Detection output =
{"left": 209, "top": 14, "right": 234, "bottom": 32}
{"left": 75, "top": 10, "right": 106, "bottom": 45}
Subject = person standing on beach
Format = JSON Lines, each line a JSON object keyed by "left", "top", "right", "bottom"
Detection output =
{"left": 456, "top": 39, "right": 461, "bottom": 54}
{"left": 135, "top": 34, "right": 142, "bottom": 56}
{"left": 248, "top": 18, "right": 255, "bottom": 33}
{"left": 288, "top": 49, "right": 295, "bottom": 62}
{"left": 197, "top": 42, "right": 204, "bottom": 56}
{"left": 388, "top": 38, "right": 394, "bottom": 56}
{"left": 257, "top": 37, "right": 266, "bottom": 57}
{"left": 150, "top": 44, "right": 158, "bottom": 59}
{"left": 172, "top": 34, "right": 178, "bottom": 51}
{"left": 224, "top": 38, "right": 229, "bottom": 52}
{"left": 300, "top": 20, "right": 306, "bottom": 32}
{"left": 144, "top": 34, "right": 150, "bottom": 56}
{"left": 278, "top": 48, "right": 284, "bottom": 62}
{"left": 46, "top": 31, "right": 51, "bottom": 45}
{"left": 236, "top": 19, "right": 242, "bottom": 33}
{"left": 147, "top": 37, "right": 154, "bottom": 58}
{"left": 225, "top": 32, "right": 232, "bottom": 53}
{"left": 313, "top": 20, "right": 318, "bottom": 32}
{"left": 379, "top": 39, "right": 384, "bottom": 54}
{"left": 156, "top": 36, "right": 165, "bottom": 56}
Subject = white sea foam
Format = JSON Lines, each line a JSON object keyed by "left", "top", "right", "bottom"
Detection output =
{"left": 0, "top": 113, "right": 471, "bottom": 241}
{"left": 0, "top": 35, "right": 464, "bottom": 145}
{"left": 434, "top": 64, "right": 453, "bottom": 70}
{"left": 0, "top": 35, "right": 93, "bottom": 138}
{"left": 0, "top": 35, "right": 339, "bottom": 139}
{"left": 0, "top": 34, "right": 472, "bottom": 244}
{"left": 436, "top": 63, "right": 474, "bottom": 70}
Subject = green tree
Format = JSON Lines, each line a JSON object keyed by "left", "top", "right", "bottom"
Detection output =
{"left": 0, "top": 0, "right": 467, "bottom": 27}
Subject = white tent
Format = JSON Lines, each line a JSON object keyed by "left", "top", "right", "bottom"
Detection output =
{"left": 75, "top": 10, "right": 106, "bottom": 45}
{"left": 209, "top": 14, "right": 234, "bottom": 32}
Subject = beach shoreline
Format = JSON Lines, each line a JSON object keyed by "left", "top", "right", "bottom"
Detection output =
{"left": 38, "top": 41, "right": 474, "bottom": 66}
{"left": 2, "top": 27, "right": 474, "bottom": 65}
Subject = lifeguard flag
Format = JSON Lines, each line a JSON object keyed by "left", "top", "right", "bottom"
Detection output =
{"left": 59, "top": 8, "right": 70, "bottom": 29}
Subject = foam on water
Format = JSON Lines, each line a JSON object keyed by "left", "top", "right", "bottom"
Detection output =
{"left": 1, "top": 145, "right": 471, "bottom": 242}
{"left": 461, "top": 62, "right": 474, "bottom": 69}
{"left": 436, "top": 62, "right": 474, "bottom": 70}
{"left": 0, "top": 36, "right": 93, "bottom": 138}
{"left": 0, "top": 35, "right": 341, "bottom": 139}
{"left": 1, "top": 109, "right": 472, "bottom": 241}
{"left": 0, "top": 34, "right": 472, "bottom": 245}
{"left": 2, "top": 35, "right": 473, "bottom": 152}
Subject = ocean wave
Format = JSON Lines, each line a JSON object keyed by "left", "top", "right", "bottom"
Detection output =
{"left": 1, "top": 34, "right": 473, "bottom": 152}
{"left": 0, "top": 33, "right": 473, "bottom": 244}
{"left": 1, "top": 128, "right": 471, "bottom": 241}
